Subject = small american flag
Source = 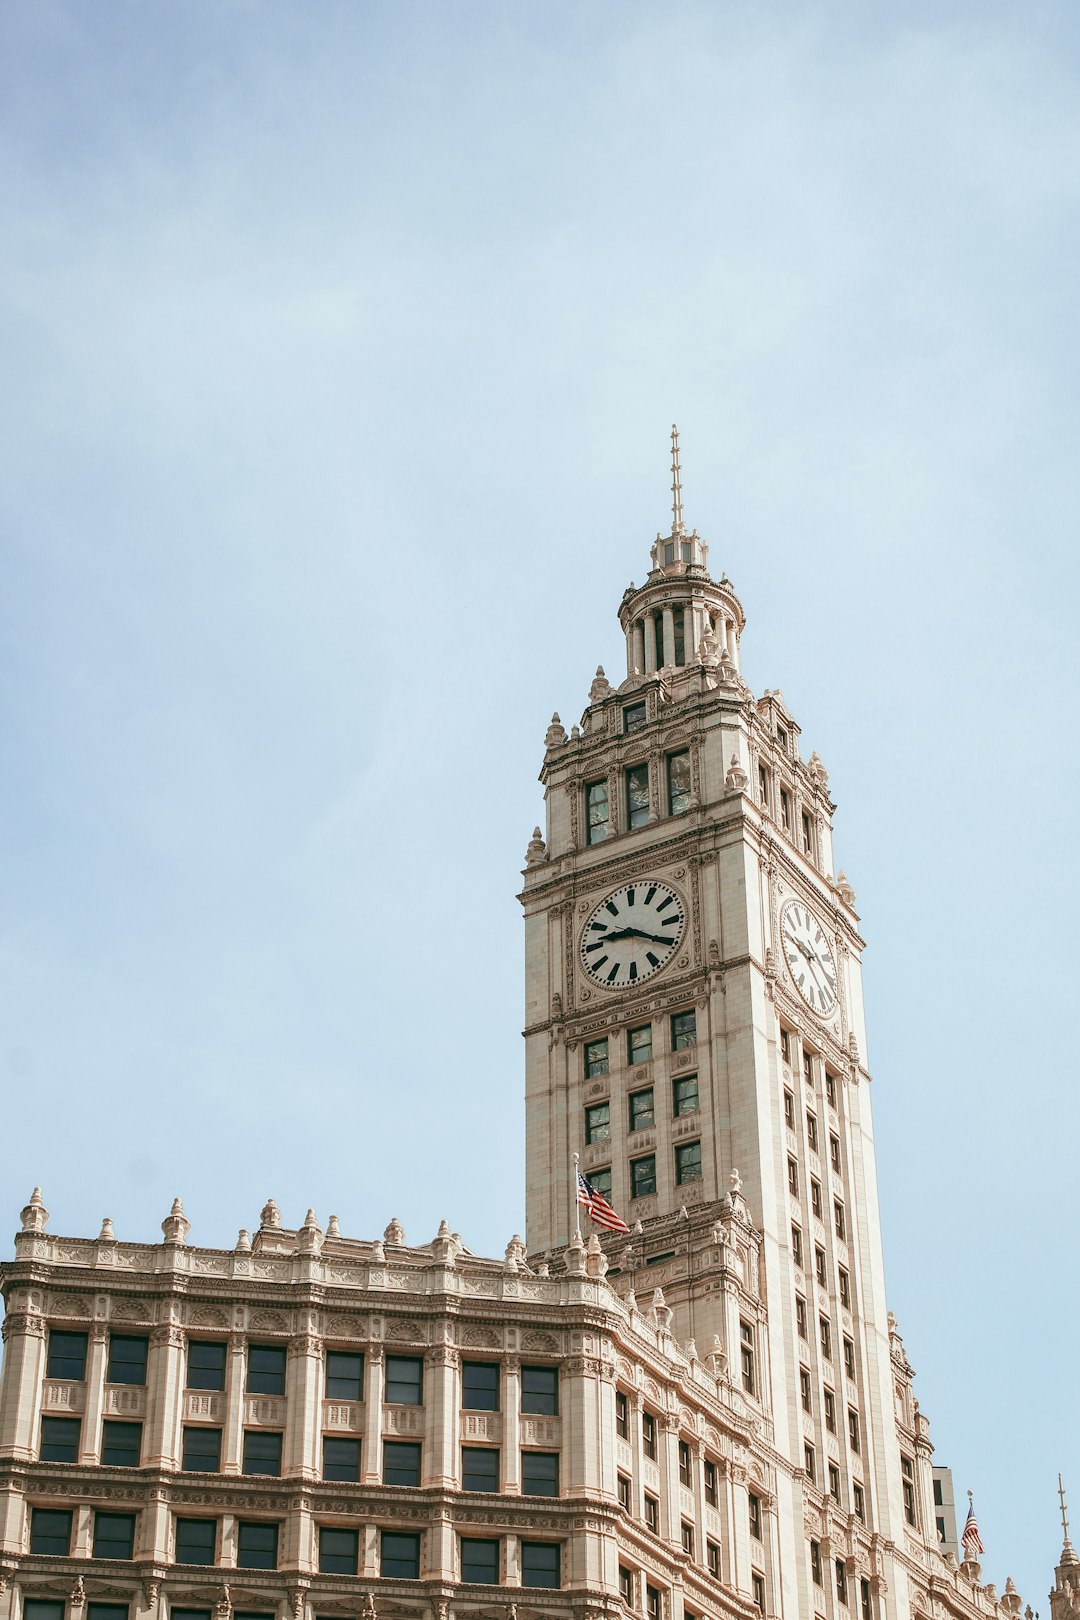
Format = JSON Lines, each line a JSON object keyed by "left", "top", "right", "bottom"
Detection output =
{"left": 962, "top": 1495, "right": 984, "bottom": 1558}
{"left": 577, "top": 1172, "right": 630, "bottom": 1234}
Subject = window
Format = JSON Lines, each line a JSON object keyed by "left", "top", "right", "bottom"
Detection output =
{"left": 461, "top": 1537, "right": 500, "bottom": 1584}
{"left": 853, "top": 1481, "right": 866, "bottom": 1522}
{"left": 823, "top": 1388, "right": 836, "bottom": 1432}
{"left": 803, "top": 1050, "right": 814, "bottom": 1084}
{"left": 810, "top": 1539, "right": 822, "bottom": 1585}
{"left": 933, "top": 1478, "right": 943, "bottom": 1507}
{"left": 175, "top": 1519, "right": 216, "bottom": 1565}
{"left": 758, "top": 764, "right": 770, "bottom": 807}
{"left": 45, "top": 1330, "right": 88, "bottom": 1383}
{"left": 101, "top": 1421, "right": 142, "bottom": 1468}
{"left": 93, "top": 1512, "right": 135, "bottom": 1560}
{"left": 381, "top": 1531, "right": 420, "bottom": 1579}
{"left": 615, "top": 1391, "right": 629, "bottom": 1438}
{"left": 586, "top": 780, "right": 610, "bottom": 844}
{"left": 385, "top": 1355, "right": 423, "bottom": 1405}
{"left": 521, "top": 1542, "right": 561, "bottom": 1589}
{"left": 87, "top": 1606, "right": 127, "bottom": 1620}
{"left": 237, "top": 1522, "right": 279, "bottom": 1569}
{"left": 589, "top": 1166, "right": 613, "bottom": 1198}
{"left": 319, "top": 1527, "right": 359, "bottom": 1575}
{"left": 243, "top": 1430, "right": 282, "bottom": 1477}
{"left": 796, "top": 1295, "right": 808, "bottom": 1338}
{"left": 631, "top": 1154, "right": 657, "bottom": 1198}
{"left": 752, "top": 1573, "right": 766, "bottom": 1614}
{"left": 790, "top": 1224, "right": 804, "bottom": 1269}
{"left": 836, "top": 1559, "right": 848, "bottom": 1605}
{"left": 844, "top": 1337, "right": 856, "bottom": 1379}
{"left": 172, "top": 1610, "right": 212, "bottom": 1620}
{"left": 187, "top": 1341, "right": 226, "bottom": 1391}
{"left": 383, "top": 1441, "right": 422, "bottom": 1487}
{"left": 804, "top": 1443, "right": 816, "bottom": 1482}
{"left": 806, "top": 1111, "right": 818, "bottom": 1152}
{"left": 848, "top": 1408, "right": 860, "bottom": 1452}
{"left": 40, "top": 1416, "right": 80, "bottom": 1462}
{"left": 626, "top": 764, "right": 650, "bottom": 830}
{"left": 815, "top": 1246, "right": 827, "bottom": 1287}
{"left": 325, "top": 1350, "right": 364, "bottom": 1401}
{"left": 802, "top": 811, "right": 814, "bottom": 856}
{"left": 834, "top": 1200, "right": 846, "bottom": 1240}
{"left": 23, "top": 1604, "right": 65, "bottom": 1620}
{"left": 521, "top": 1365, "right": 558, "bottom": 1415}
{"left": 673, "top": 1074, "right": 699, "bottom": 1116}
{"left": 323, "top": 1436, "right": 360, "bottom": 1481}
{"left": 811, "top": 1178, "right": 822, "bottom": 1219}
{"left": 800, "top": 1367, "right": 812, "bottom": 1412}
{"left": 820, "top": 1317, "right": 832, "bottom": 1359}
{"left": 617, "top": 1472, "right": 631, "bottom": 1510}
{"left": 830, "top": 1134, "right": 842, "bottom": 1173}
{"left": 678, "top": 1440, "right": 692, "bottom": 1486}
{"left": 839, "top": 1267, "right": 850, "bottom": 1309}
{"left": 246, "top": 1344, "right": 286, "bottom": 1396}
{"left": 619, "top": 1565, "right": 634, "bottom": 1605}
{"left": 585, "top": 1037, "right": 609, "bottom": 1077}
{"left": 780, "top": 786, "right": 792, "bottom": 830}
{"left": 825, "top": 1071, "right": 837, "bottom": 1108}
{"left": 861, "top": 1578, "right": 873, "bottom": 1620}
{"left": 522, "top": 1451, "right": 559, "bottom": 1497}
{"left": 30, "top": 1508, "right": 72, "bottom": 1555}
{"left": 182, "top": 1426, "right": 222, "bottom": 1472}
{"left": 627, "top": 1024, "right": 653, "bottom": 1066}
{"left": 704, "top": 1458, "right": 718, "bottom": 1505}
{"left": 584, "top": 1102, "right": 611, "bottom": 1144}
{"left": 901, "top": 1455, "right": 917, "bottom": 1526}
{"left": 641, "top": 1411, "right": 657, "bottom": 1459}
{"left": 668, "top": 751, "right": 692, "bottom": 815}
{"left": 624, "top": 702, "right": 647, "bottom": 734}
{"left": 106, "top": 1335, "right": 148, "bottom": 1387}
{"left": 829, "top": 1463, "right": 841, "bottom": 1503}
{"left": 787, "top": 1157, "right": 799, "bottom": 1196}
{"left": 740, "top": 1321, "right": 755, "bottom": 1395}
{"left": 784, "top": 1090, "right": 795, "bottom": 1129}
{"left": 707, "top": 1541, "right": 721, "bottom": 1580}
{"left": 646, "top": 1587, "right": 660, "bottom": 1620}
{"left": 673, "top": 605, "right": 686, "bottom": 662}
{"left": 675, "top": 1141, "right": 702, "bottom": 1184}
{"left": 671, "top": 1010, "right": 696, "bottom": 1049}
{"left": 644, "top": 1493, "right": 659, "bottom": 1532}
{"left": 780, "top": 1027, "right": 791, "bottom": 1064}
{"left": 461, "top": 1446, "right": 499, "bottom": 1492}
{"left": 462, "top": 1361, "right": 499, "bottom": 1410}
{"left": 681, "top": 1521, "right": 694, "bottom": 1555}
{"left": 748, "top": 1492, "right": 762, "bottom": 1540}
{"left": 629, "top": 1088, "right": 655, "bottom": 1131}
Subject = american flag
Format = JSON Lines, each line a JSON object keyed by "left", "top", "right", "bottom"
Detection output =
{"left": 962, "top": 1496, "right": 984, "bottom": 1558}
{"left": 577, "top": 1172, "right": 631, "bottom": 1235}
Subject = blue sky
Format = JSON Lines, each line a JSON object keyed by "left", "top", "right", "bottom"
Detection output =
{"left": 2, "top": 0, "right": 1078, "bottom": 1602}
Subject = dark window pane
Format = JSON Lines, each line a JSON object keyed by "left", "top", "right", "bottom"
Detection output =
{"left": 461, "top": 1446, "right": 500, "bottom": 1492}
{"left": 381, "top": 1531, "right": 420, "bottom": 1579}
{"left": 521, "top": 1542, "right": 561, "bottom": 1589}
{"left": 246, "top": 1345, "right": 286, "bottom": 1395}
{"left": 383, "top": 1440, "right": 421, "bottom": 1487}
{"left": 628, "top": 1025, "right": 652, "bottom": 1064}
{"left": 461, "top": 1538, "right": 499, "bottom": 1584}
{"left": 322, "top": 1437, "right": 360, "bottom": 1482}
{"left": 673, "top": 1075, "right": 699, "bottom": 1116}
{"left": 319, "top": 1527, "right": 359, "bottom": 1575}
{"left": 668, "top": 751, "right": 692, "bottom": 814}
{"left": 675, "top": 1141, "right": 702, "bottom": 1184}
{"left": 584, "top": 1038, "right": 608, "bottom": 1077}
{"left": 325, "top": 1351, "right": 364, "bottom": 1401}
{"left": 623, "top": 703, "right": 647, "bottom": 734}
{"left": 187, "top": 1342, "right": 227, "bottom": 1392}
{"left": 673, "top": 608, "right": 686, "bottom": 666}
{"left": 242, "top": 1430, "right": 282, "bottom": 1477}
{"left": 589, "top": 1167, "right": 612, "bottom": 1198}
{"left": 461, "top": 1362, "right": 499, "bottom": 1411}
{"left": 521, "top": 1451, "right": 559, "bottom": 1497}
{"left": 584, "top": 1103, "right": 610, "bottom": 1144}
{"left": 40, "top": 1416, "right": 80, "bottom": 1462}
{"left": 93, "top": 1512, "right": 135, "bottom": 1559}
{"left": 385, "top": 1355, "right": 423, "bottom": 1405}
{"left": 586, "top": 780, "right": 610, "bottom": 845}
{"left": 30, "top": 1509, "right": 72, "bottom": 1556}
{"left": 46, "top": 1331, "right": 88, "bottom": 1382}
{"left": 88, "top": 1605, "right": 128, "bottom": 1620}
{"left": 631, "top": 1155, "right": 657, "bottom": 1198}
{"left": 23, "top": 1605, "right": 65, "bottom": 1620}
{"left": 628, "top": 1089, "right": 654, "bottom": 1131}
{"left": 626, "top": 764, "right": 650, "bottom": 829}
{"left": 182, "top": 1426, "right": 222, "bottom": 1472}
{"left": 107, "top": 1336, "right": 148, "bottom": 1386}
{"left": 671, "top": 1010, "right": 696, "bottom": 1049}
{"left": 175, "top": 1519, "right": 217, "bottom": 1565}
{"left": 521, "top": 1366, "right": 558, "bottom": 1415}
{"left": 101, "top": 1421, "right": 142, "bottom": 1468}
{"left": 237, "top": 1522, "right": 279, "bottom": 1569}
{"left": 172, "top": 1610, "right": 212, "bottom": 1620}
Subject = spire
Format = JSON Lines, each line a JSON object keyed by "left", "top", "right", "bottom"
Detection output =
{"left": 1060, "top": 1474, "right": 1079, "bottom": 1564}
{"left": 670, "top": 423, "right": 685, "bottom": 535}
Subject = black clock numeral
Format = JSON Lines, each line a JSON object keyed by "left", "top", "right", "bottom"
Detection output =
{"left": 646, "top": 951, "right": 660, "bottom": 968}
{"left": 657, "top": 936, "right": 675, "bottom": 948}
{"left": 606, "top": 962, "right": 621, "bottom": 983}
{"left": 626, "top": 887, "right": 636, "bottom": 906}
{"left": 605, "top": 900, "right": 619, "bottom": 917}
{"left": 645, "top": 885, "right": 656, "bottom": 904}
{"left": 593, "top": 955, "right": 608, "bottom": 970}
{"left": 585, "top": 942, "right": 606, "bottom": 953}
{"left": 628, "top": 962, "right": 638, "bottom": 981}
{"left": 589, "top": 921, "right": 608, "bottom": 932}
{"left": 656, "top": 896, "right": 674, "bottom": 913}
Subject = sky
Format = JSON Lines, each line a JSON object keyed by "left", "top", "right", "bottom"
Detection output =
{"left": 2, "top": 0, "right": 1078, "bottom": 1604}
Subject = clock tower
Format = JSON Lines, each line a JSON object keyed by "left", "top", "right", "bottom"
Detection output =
{"left": 521, "top": 429, "right": 933, "bottom": 1614}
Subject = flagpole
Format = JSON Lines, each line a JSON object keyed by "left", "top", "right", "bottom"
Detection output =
{"left": 571, "top": 1151, "right": 583, "bottom": 1243}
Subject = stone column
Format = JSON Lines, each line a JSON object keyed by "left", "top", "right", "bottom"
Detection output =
{"left": 501, "top": 1357, "right": 520, "bottom": 1493}
{"left": 141, "top": 1484, "right": 172, "bottom": 1563}
{"left": 284, "top": 1335, "right": 322, "bottom": 1480}
{"left": 362, "top": 1349, "right": 384, "bottom": 1485}
{"left": 424, "top": 1346, "right": 458, "bottom": 1488}
{"left": 77, "top": 1324, "right": 109, "bottom": 1465}
{"left": 658, "top": 1414, "right": 682, "bottom": 1541}
{"left": 427, "top": 1508, "right": 455, "bottom": 1583}
{"left": 627, "top": 1391, "right": 644, "bottom": 1516}
{"left": 643, "top": 615, "right": 657, "bottom": 674}
{"left": 633, "top": 620, "right": 646, "bottom": 676}
{"left": 662, "top": 607, "right": 675, "bottom": 669}
{"left": 625, "top": 625, "right": 635, "bottom": 680}
{"left": 0, "top": 1309, "right": 47, "bottom": 1461}
{"left": 144, "top": 1325, "right": 185, "bottom": 1471}
{"left": 283, "top": 1488, "right": 314, "bottom": 1572}
{"left": 221, "top": 1333, "right": 246, "bottom": 1474}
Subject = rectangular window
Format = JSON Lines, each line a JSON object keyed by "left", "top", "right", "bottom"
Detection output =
{"left": 752, "top": 1573, "right": 766, "bottom": 1614}
{"left": 383, "top": 1440, "right": 422, "bottom": 1487}
{"left": 624, "top": 702, "right": 647, "bottom": 734}
{"left": 175, "top": 1519, "right": 216, "bottom": 1565}
{"left": 461, "top": 1537, "right": 500, "bottom": 1584}
{"left": 830, "top": 1134, "right": 842, "bottom": 1173}
{"left": 784, "top": 1089, "right": 795, "bottom": 1129}
{"left": 824, "top": 1388, "right": 836, "bottom": 1432}
{"left": 325, "top": 1350, "right": 364, "bottom": 1401}
{"left": 182, "top": 1426, "right": 222, "bottom": 1472}
{"left": 667, "top": 751, "right": 692, "bottom": 816}
{"left": 829, "top": 1463, "right": 841, "bottom": 1502}
{"left": 23, "top": 1604, "right": 65, "bottom": 1620}
{"left": 521, "top": 1365, "right": 558, "bottom": 1415}
{"left": 671, "top": 1010, "right": 696, "bottom": 1049}
{"left": 236, "top": 1512, "right": 280, "bottom": 1565}
{"left": 101, "top": 1421, "right": 142, "bottom": 1468}
{"left": 461, "top": 1446, "right": 499, "bottom": 1492}
{"left": 806, "top": 1111, "right": 818, "bottom": 1152}
{"left": 791, "top": 1224, "right": 803, "bottom": 1269}
{"left": 678, "top": 1440, "right": 692, "bottom": 1485}
{"left": 673, "top": 1074, "right": 699, "bottom": 1116}
{"left": 681, "top": 1521, "right": 694, "bottom": 1555}
{"left": 319, "top": 1527, "right": 359, "bottom": 1575}
{"left": 707, "top": 1541, "right": 720, "bottom": 1579}
{"left": 675, "top": 1141, "right": 702, "bottom": 1184}
{"left": 804, "top": 1443, "right": 815, "bottom": 1482}
{"left": 901, "top": 1455, "right": 917, "bottom": 1526}
{"left": 834, "top": 1200, "right": 846, "bottom": 1240}
{"left": 825, "top": 1071, "right": 837, "bottom": 1108}
{"left": 322, "top": 1436, "right": 360, "bottom": 1481}
{"left": 584, "top": 1037, "right": 609, "bottom": 1077}
{"left": 934, "top": 1478, "right": 943, "bottom": 1507}
{"left": 780, "top": 786, "right": 792, "bottom": 830}
{"left": 93, "top": 1512, "right": 135, "bottom": 1560}
{"left": 381, "top": 1531, "right": 420, "bottom": 1579}
{"left": 626, "top": 764, "right": 650, "bottom": 830}
{"left": 589, "top": 1166, "right": 612, "bottom": 1199}
{"left": 641, "top": 1412, "right": 657, "bottom": 1459}
{"left": 619, "top": 1566, "right": 634, "bottom": 1605}
{"left": 861, "top": 1578, "right": 873, "bottom": 1620}
{"left": 836, "top": 1559, "right": 848, "bottom": 1605}
{"left": 242, "top": 1430, "right": 282, "bottom": 1477}
{"left": 617, "top": 1472, "right": 631, "bottom": 1510}
{"left": 788, "top": 1157, "right": 799, "bottom": 1197}
{"left": 749, "top": 1492, "right": 762, "bottom": 1540}
{"left": 40, "top": 1415, "right": 80, "bottom": 1462}
{"left": 462, "top": 1361, "right": 499, "bottom": 1411}
{"left": 104, "top": 1335, "right": 147, "bottom": 1387}
{"left": 87, "top": 1606, "right": 127, "bottom": 1620}
{"left": 839, "top": 1267, "right": 850, "bottom": 1309}
{"left": 844, "top": 1337, "right": 856, "bottom": 1379}
{"left": 385, "top": 1355, "right": 423, "bottom": 1405}
{"left": 820, "top": 1317, "right": 832, "bottom": 1359}
{"left": 803, "top": 1050, "right": 815, "bottom": 1084}
{"left": 628, "top": 1024, "right": 653, "bottom": 1065}
{"left": 585, "top": 1102, "right": 611, "bottom": 1143}
{"left": 673, "top": 605, "right": 686, "bottom": 664}
{"left": 171, "top": 1610, "right": 211, "bottom": 1620}
{"left": 704, "top": 1458, "right": 718, "bottom": 1505}
{"left": 811, "top": 1539, "right": 822, "bottom": 1584}
{"left": 796, "top": 1295, "right": 808, "bottom": 1338}
{"left": 644, "top": 1494, "right": 659, "bottom": 1532}
{"left": 800, "top": 1367, "right": 812, "bottom": 1412}
{"left": 815, "top": 1246, "right": 827, "bottom": 1287}
{"left": 186, "top": 1341, "right": 226, "bottom": 1391}
{"left": 740, "top": 1321, "right": 755, "bottom": 1395}
{"left": 30, "top": 1508, "right": 73, "bottom": 1555}
{"left": 853, "top": 1482, "right": 866, "bottom": 1522}
{"left": 802, "top": 810, "right": 814, "bottom": 856}
{"left": 780, "top": 1027, "right": 791, "bottom": 1064}
{"left": 586, "top": 780, "right": 610, "bottom": 845}
{"left": 629, "top": 1088, "right": 655, "bottom": 1131}
{"left": 246, "top": 1345, "right": 286, "bottom": 1396}
{"left": 615, "top": 1391, "right": 629, "bottom": 1438}
{"left": 848, "top": 1408, "right": 861, "bottom": 1452}
{"left": 811, "top": 1178, "right": 822, "bottom": 1219}
{"left": 522, "top": 1542, "right": 561, "bottom": 1590}
{"left": 631, "top": 1154, "right": 657, "bottom": 1198}
{"left": 646, "top": 1586, "right": 661, "bottom": 1620}
{"left": 758, "top": 764, "right": 770, "bottom": 806}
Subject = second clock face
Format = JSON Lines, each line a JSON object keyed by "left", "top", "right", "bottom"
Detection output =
{"left": 580, "top": 880, "right": 686, "bottom": 990}
{"left": 780, "top": 899, "right": 839, "bottom": 1017}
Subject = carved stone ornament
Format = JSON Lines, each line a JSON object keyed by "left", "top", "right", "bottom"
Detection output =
{"left": 21, "top": 1186, "right": 49, "bottom": 1233}
{"left": 725, "top": 753, "right": 748, "bottom": 792}
{"left": 526, "top": 827, "right": 547, "bottom": 866}
{"left": 545, "top": 712, "right": 567, "bottom": 748}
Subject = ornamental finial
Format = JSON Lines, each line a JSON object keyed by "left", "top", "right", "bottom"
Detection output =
{"left": 670, "top": 423, "right": 685, "bottom": 535}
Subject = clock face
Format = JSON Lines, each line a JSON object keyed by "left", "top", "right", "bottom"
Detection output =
{"left": 580, "top": 880, "right": 686, "bottom": 990}
{"left": 780, "top": 900, "right": 839, "bottom": 1017}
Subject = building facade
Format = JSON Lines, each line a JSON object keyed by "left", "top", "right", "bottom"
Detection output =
{"left": 0, "top": 438, "right": 1042, "bottom": 1620}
